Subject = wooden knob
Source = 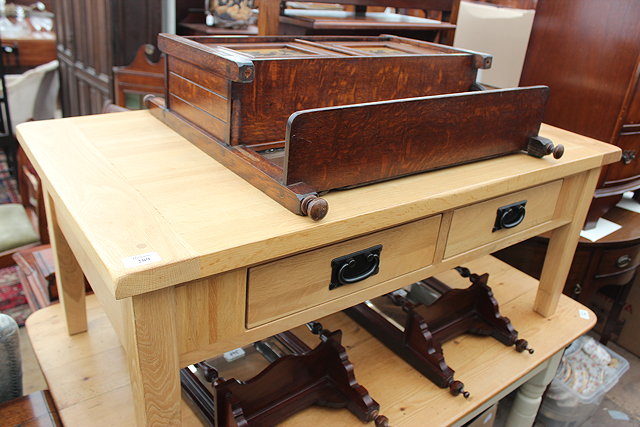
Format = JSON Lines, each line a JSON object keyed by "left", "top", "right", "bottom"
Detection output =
{"left": 515, "top": 339, "right": 534, "bottom": 354}
{"left": 301, "top": 195, "right": 329, "bottom": 220}
{"left": 553, "top": 144, "right": 565, "bottom": 159}
{"left": 449, "top": 380, "right": 470, "bottom": 398}
{"left": 375, "top": 415, "right": 390, "bottom": 427}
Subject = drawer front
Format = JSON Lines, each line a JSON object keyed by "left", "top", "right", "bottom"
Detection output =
{"left": 444, "top": 180, "right": 563, "bottom": 258}
{"left": 246, "top": 216, "right": 441, "bottom": 328}
{"left": 593, "top": 245, "right": 640, "bottom": 285}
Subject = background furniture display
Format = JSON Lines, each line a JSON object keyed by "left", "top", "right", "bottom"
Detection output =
{"left": 112, "top": 45, "right": 164, "bottom": 110}
{"left": 519, "top": 0, "right": 640, "bottom": 229}
{"left": 452, "top": 0, "right": 535, "bottom": 88}
{"left": 0, "top": 146, "right": 47, "bottom": 268}
{"left": 27, "top": 257, "right": 588, "bottom": 426}
{"left": 52, "top": 0, "right": 201, "bottom": 116}
{"left": 495, "top": 205, "right": 640, "bottom": 346}
{"left": 11, "top": 244, "right": 54, "bottom": 311}
{"left": 258, "top": 0, "right": 458, "bottom": 44}
{"left": 18, "top": 109, "right": 618, "bottom": 425}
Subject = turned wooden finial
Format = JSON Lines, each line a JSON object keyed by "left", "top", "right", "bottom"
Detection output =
{"left": 553, "top": 144, "right": 565, "bottom": 159}
{"left": 515, "top": 339, "right": 535, "bottom": 354}
{"left": 449, "top": 380, "right": 470, "bottom": 398}
{"left": 374, "top": 415, "right": 390, "bottom": 427}
{"left": 300, "top": 195, "right": 329, "bottom": 221}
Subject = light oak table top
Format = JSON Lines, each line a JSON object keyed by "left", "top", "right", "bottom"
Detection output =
{"left": 26, "top": 256, "right": 596, "bottom": 426}
{"left": 16, "top": 111, "right": 619, "bottom": 300}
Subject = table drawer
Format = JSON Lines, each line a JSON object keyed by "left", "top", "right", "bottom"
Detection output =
{"left": 246, "top": 215, "right": 441, "bottom": 328}
{"left": 444, "top": 180, "right": 563, "bottom": 258}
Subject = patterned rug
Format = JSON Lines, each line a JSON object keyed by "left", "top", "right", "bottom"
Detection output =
{"left": 0, "top": 151, "right": 19, "bottom": 203}
{"left": 0, "top": 266, "right": 31, "bottom": 326}
{"left": 1, "top": 152, "right": 31, "bottom": 325}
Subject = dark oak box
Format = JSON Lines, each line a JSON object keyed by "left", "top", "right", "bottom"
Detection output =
{"left": 158, "top": 34, "right": 491, "bottom": 148}
{"left": 148, "top": 35, "right": 560, "bottom": 220}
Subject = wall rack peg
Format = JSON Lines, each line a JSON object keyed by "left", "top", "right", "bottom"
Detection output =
{"left": 181, "top": 325, "right": 387, "bottom": 426}
{"left": 345, "top": 268, "right": 534, "bottom": 398}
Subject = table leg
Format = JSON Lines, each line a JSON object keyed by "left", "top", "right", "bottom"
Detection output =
{"left": 126, "top": 287, "right": 181, "bottom": 426}
{"left": 504, "top": 350, "right": 563, "bottom": 427}
{"left": 535, "top": 169, "right": 601, "bottom": 316}
{"left": 44, "top": 190, "right": 87, "bottom": 335}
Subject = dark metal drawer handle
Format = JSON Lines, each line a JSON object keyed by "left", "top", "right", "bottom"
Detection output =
{"left": 329, "top": 245, "right": 382, "bottom": 290}
{"left": 493, "top": 200, "right": 527, "bottom": 232}
{"left": 617, "top": 255, "right": 632, "bottom": 268}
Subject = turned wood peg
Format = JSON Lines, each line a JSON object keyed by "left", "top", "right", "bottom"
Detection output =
{"left": 526, "top": 136, "right": 564, "bottom": 159}
{"left": 374, "top": 415, "right": 390, "bottom": 427}
{"left": 553, "top": 144, "right": 565, "bottom": 159}
{"left": 449, "top": 380, "right": 470, "bottom": 398}
{"left": 300, "top": 195, "right": 329, "bottom": 221}
{"left": 515, "top": 339, "right": 535, "bottom": 354}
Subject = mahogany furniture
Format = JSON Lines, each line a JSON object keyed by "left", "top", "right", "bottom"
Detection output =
{"left": 18, "top": 108, "right": 618, "bottom": 425}
{"left": 519, "top": 0, "right": 640, "bottom": 229}
{"left": 258, "top": 0, "right": 458, "bottom": 45}
{"left": 0, "top": 390, "right": 62, "bottom": 427}
{"left": 26, "top": 257, "right": 595, "bottom": 426}
{"left": 346, "top": 269, "right": 534, "bottom": 398}
{"left": 112, "top": 45, "right": 165, "bottom": 110}
{"left": 0, "top": 146, "right": 47, "bottom": 268}
{"left": 151, "top": 34, "right": 564, "bottom": 220}
{"left": 53, "top": 0, "right": 201, "bottom": 116}
{"left": 11, "top": 244, "right": 55, "bottom": 311}
{"left": 495, "top": 205, "right": 640, "bottom": 346}
{"left": 181, "top": 326, "right": 383, "bottom": 425}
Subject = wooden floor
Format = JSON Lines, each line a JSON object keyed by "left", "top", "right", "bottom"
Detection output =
{"left": 24, "top": 256, "right": 599, "bottom": 426}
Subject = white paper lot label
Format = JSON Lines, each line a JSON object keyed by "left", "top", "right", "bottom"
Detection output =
{"left": 122, "top": 252, "right": 161, "bottom": 268}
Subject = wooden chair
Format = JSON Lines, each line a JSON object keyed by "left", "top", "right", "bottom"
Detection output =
{"left": 112, "top": 45, "right": 164, "bottom": 110}
{"left": 0, "top": 146, "right": 47, "bottom": 268}
{"left": 258, "top": 0, "right": 460, "bottom": 44}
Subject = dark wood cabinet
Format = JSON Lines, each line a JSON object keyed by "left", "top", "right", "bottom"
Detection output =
{"left": 519, "top": 0, "right": 640, "bottom": 228}
{"left": 495, "top": 207, "right": 640, "bottom": 345}
{"left": 53, "top": 1, "right": 200, "bottom": 116}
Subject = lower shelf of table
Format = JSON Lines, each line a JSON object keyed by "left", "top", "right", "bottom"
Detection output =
{"left": 25, "top": 256, "right": 596, "bottom": 426}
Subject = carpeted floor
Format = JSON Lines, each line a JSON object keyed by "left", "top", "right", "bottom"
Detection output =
{"left": 0, "top": 266, "right": 31, "bottom": 326}
{"left": 0, "top": 151, "right": 19, "bottom": 204}
{"left": 0, "top": 151, "right": 32, "bottom": 325}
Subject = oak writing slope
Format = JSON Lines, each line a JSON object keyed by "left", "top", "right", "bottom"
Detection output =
{"left": 148, "top": 34, "right": 563, "bottom": 220}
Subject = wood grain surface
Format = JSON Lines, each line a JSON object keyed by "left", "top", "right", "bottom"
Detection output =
{"left": 26, "top": 256, "right": 596, "bottom": 427}
{"left": 284, "top": 86, "right": 548, "bottom": 190}
{"left": 16, "top": 111, "right": 620, "bottom": 299}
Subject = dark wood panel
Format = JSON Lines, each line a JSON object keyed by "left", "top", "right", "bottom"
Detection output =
{"left": 603, "top": 133, "right": 640, "bottom": 187}
{"left": 284, "top": 87, "right": 548, "bottom": 190}
{"left": 520, "top": 0, "right": 640, "bottom": 144}
{"left": 169, "top": 94, "right": 229, "bottom": 142}
{"left": 233, "top": 55, "right": 477, "bottom": 145}
{"left": 55, "top": 0, "right": 163, "bottom": 116}
{"left": 0, "top": 390, "right": 62, "bottom": 427}
{"left": 168, "top": 73, "right": 229, "bottom": 121}
{"left": 110, "top": 0, "right": 162, "bottom": 66}
{"left": 169, "top": 57, "right": 230, "bottom": 98}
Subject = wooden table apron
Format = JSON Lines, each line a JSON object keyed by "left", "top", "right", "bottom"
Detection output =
{"left": 16, "top": 111, "right": 620, "bottom": 426}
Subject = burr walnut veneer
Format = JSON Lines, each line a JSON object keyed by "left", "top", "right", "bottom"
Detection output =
{"left": 17, "top": 111, "right": 619, "bottom": 425}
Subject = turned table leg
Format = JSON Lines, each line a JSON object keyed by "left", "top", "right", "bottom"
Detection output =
{"left": 126, "top": 287, "right": 181, "bottom": 426}
{"left": 44, "top": 190, "right": 87, "bottom": 335}
{"left": 504, "top": 351, "right": 563, "bottom": 427}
